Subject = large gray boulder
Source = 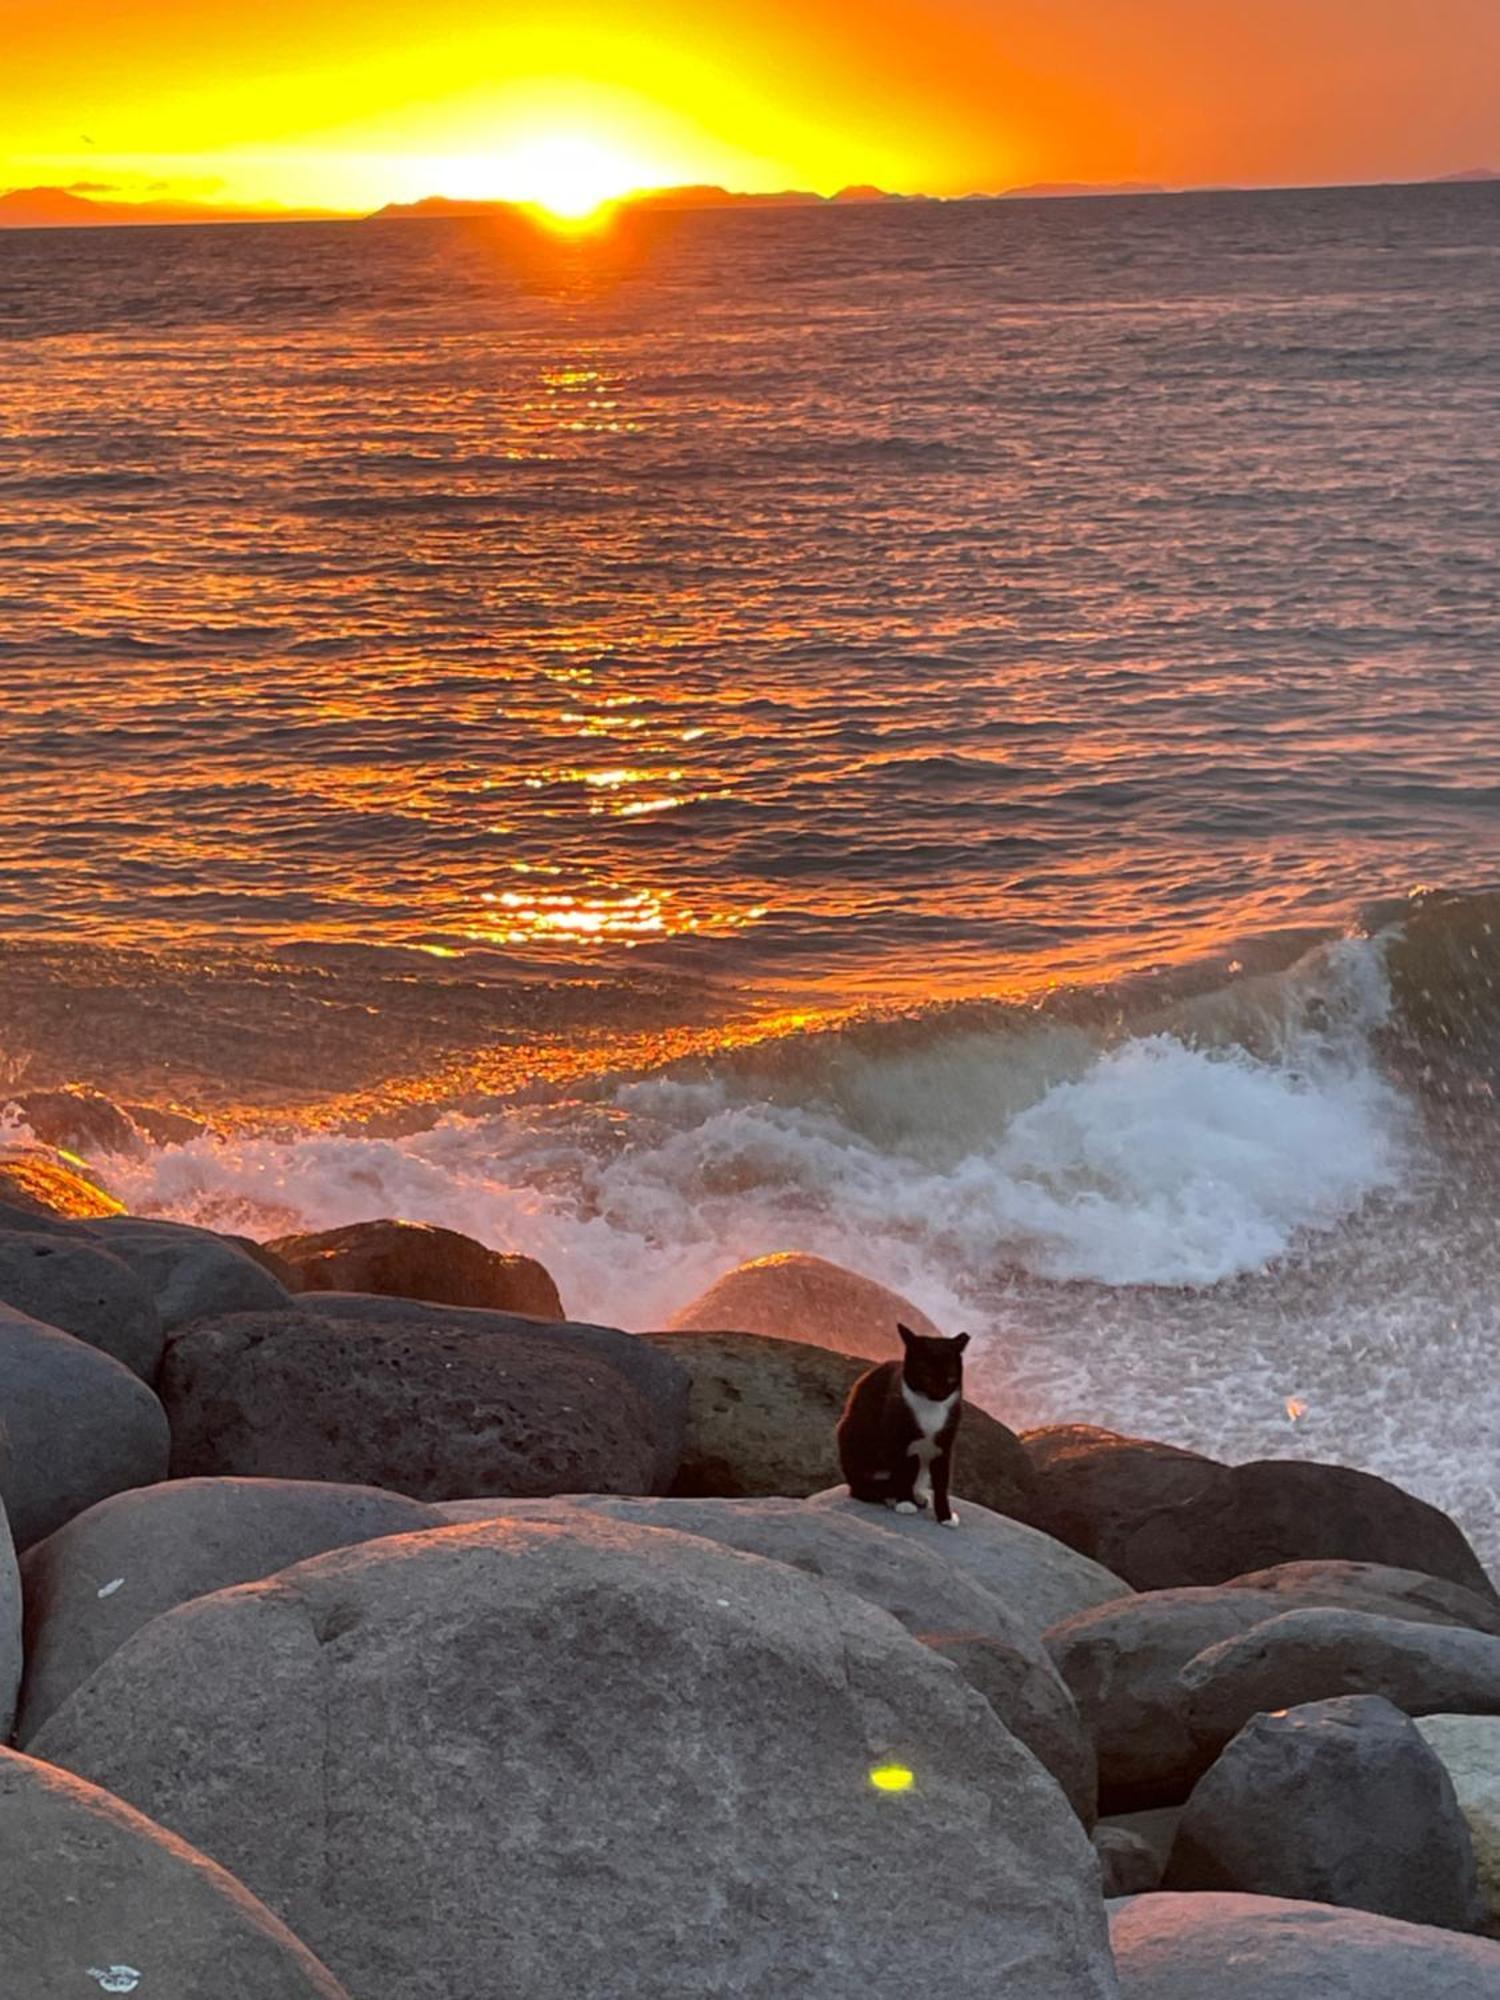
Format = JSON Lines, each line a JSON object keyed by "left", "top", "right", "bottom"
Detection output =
{"left": 266, "top": 1218, "right": 564, "bottom": 1320}
{"left": 297, "top": 1292, "right": 688, "bottom": 1489}
{"left": 90, "top": 1216, "right": 292, "bottom": 1331}
{"left": 1110, "top": 1892, "right": 1500, "bottom": 1998}
{"left": 1050, "top": 1573, "right": 1500, "bottom": 1812}
{"left": 642, "top": 1329, "right": 1039, "bottom": 1519}
{"left": 923, "top": 1631, "right": 1096, "bottom": 1825}
{"left": 0, "top": 1745, "right": 350, "bottom": 1998}
{"left": 1183, "top": 1608, "right": 1500, "bottom": 1756}
{"left": 809, "top": 1485, "right": 1128, "bottom": 1639}
{"left": 0, "top": 1230, "right": 163, "bottom": 1380}
{"left": 1, "top": 1495, "right": 19, "bottom": 1738}
{"left": 17, "top": 1476, "right": 443, "bottom": 1741}
{"left": 1025, "top": 1426, "right": 1497, "bottom": 1601}
{"left": 1165, "top": 1695, "right": 1483, "bottom": 1929}
{"left": 161, "top": 1303, "right": 680, "bottom": 1500}
{"left": 0, "top": 1303, "right": 170, "bottom": 1548}
{"left": 33, "top": 1514, "right": 1118, "bottom": 2000}
{"left": 1048, "top": 1587, "right": 1312, "bottom": 1810}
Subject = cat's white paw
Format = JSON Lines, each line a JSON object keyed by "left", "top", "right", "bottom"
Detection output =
{"left": 939, "top": 1512, "right": 960, "bottom": 1529}
{"left": 893, "top": 1501, "right": 920, "bottom": 1516}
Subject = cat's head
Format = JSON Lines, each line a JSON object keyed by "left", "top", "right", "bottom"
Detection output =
{"left": 897, "top": 1323, "right": 969, "bottom": 1398}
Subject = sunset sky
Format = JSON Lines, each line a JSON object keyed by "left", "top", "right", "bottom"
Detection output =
{"left": 3, "top": 0, "right": 1499, "bottom": 216}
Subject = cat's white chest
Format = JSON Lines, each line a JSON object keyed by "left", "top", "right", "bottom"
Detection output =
{"left": 901, "top": 1383, "right": 957, "bottom": 1469}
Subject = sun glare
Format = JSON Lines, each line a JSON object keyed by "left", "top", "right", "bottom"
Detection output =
{"left": 492, "top": 129, "right": 664, "bottom": 221}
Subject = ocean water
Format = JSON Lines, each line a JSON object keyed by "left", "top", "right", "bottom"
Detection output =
{"left": 3, "top": 186, "right": 1500, "bottom": 1563}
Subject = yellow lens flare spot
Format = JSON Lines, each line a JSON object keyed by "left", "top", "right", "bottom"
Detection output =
{"left": 869, "top": 1764, "right": 915, "bottom": 1793}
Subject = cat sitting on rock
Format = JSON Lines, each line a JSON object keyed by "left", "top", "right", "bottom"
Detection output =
{"left": 837, "top": 1324, "right": 969, "bottom": 1527}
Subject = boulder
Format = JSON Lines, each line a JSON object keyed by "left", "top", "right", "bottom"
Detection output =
{"left": 8, "top": 1087, "right": 145, "bottom": 1156}
{"left": 1100, "top": 1808, "right": 1181, "bottom": 1882}
{"left": 434, "top": 1493, "right": 1047, "bottom": 1658}
{"left": 1182, "top": 1608, "right": 1500, "bottom": 1757}
{"left": 1222, "top": 1559, "right": 1500, "bottom": 1637}
{"left": 17, "top": 1476, "right": 443, "bottom": 1741}
{"left": 294, "top": 1292, "right": 688, "bottom": 1489}
{"left": 33, "top": 1514, "right": 1118, "bottom": 2000}
{"left": 1048, "top": 1587, "right": 1310, "bottom": 1810}
{"left": 923, "top": 1632, "right": 1097, "bottom": 1825}
{"left": 643, "top": 1328, "right": 1039, "bottom": 1519}
{"left": 0, "top": 1303, "right": 170, "bottom": 1548}
{"left": 808, "top": 1486, "right": 1126, "bottom": 1636}
{"left": 1, "top": 1496, "right": 19, "bottom": 1738}
{"left": 1165, "top": 1695, "right": 1483, "bottom": 1929}
{"left": 90, "top": 1216, "right": 292, "bottom": 1330}
{"left": 1417, "top": 1717, "right": 1500, "bottom": 1929}
{"left": 160, "top": 1305, "right": 674, "bottom": 1500}
{"left": 666, "top": 1250, "right": 941, "bottom": 1359}
{"left": 0, "top": 1745, "right": 350, "bottom": 1998}
{"left": 1110, "top": 1892, "right": 1500, "bottom": 1998}
{"left": 1095, "top": 1823, "right": 1163, "bottom": 1897}
{"left": 226, "top": 1236, "right": 304, "bottom": 1290}
{"left": 0, "top": 1231, "right": 163, "bottom": 1380}
{"left": 0, "top": 1146, "right": 124, "bottom": 1220}
{"left": 266, "top": 1218, "right": 564, "bottom": 1320}
{"left": 1051, "top": 1573, "right": 1500, "bottom": 1813}
{"left": 1024, "top": 1427, "right": 1495, "bottom": 1601}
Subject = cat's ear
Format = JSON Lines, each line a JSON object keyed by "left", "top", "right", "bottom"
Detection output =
{"left": 953, "top": 1332, "right": 971, "bottom": 1352}
{"left": 896, "top": 1323, "right": 919, "bottom": 1347}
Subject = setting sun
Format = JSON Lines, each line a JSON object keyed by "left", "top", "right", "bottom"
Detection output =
{"left": 484, "top": 128, "right": 666, "bottom": 219}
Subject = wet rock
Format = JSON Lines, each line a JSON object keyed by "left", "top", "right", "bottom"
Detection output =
{"left": 808, "top": 1486, "right": 1125, "bottom": 1637}
{"left": 7, "top": 1087, "right": 145, "bottom": 1156}
{"left": 161, "top": 1305, "right": 674, "bottom": 1500}
{"left": 294, "top": 1292, "right": 688, "bottom": 1489}
{"left": 0, "top": 1232, "right": 163, "bottom": 1380}
{"left": 0, "top": 1745, "right": 350, "bottom": 1998}
{"left": 266, "top": 1217, "right": 564, "bottom": 1320}
{"left": 17, "top": 1475, "right": 442, "bottom": 1741}
{"left": 666, "top": 1250, "right": 941, "bottom": 1360}
{"left": 33, "top": 1514, "right": 1118, "bottom": 2000}
{"left": 1183, "top": 1608, "right": 1500, "bottom": 1757}
{"left": 1024, "top": 1426, "right": 1496, "bottom": 1601}
{"left": 0, "top": 1303, "right": 170, "bottom": 1548}
{"left": 1417, "top": 1716, "right": 1500, "bottom": 1929}
{"left": 0, "top": 1145, "right": 124, "bottom": 1220}
{"left": 1165, "top": 1695, "right": 1483, "bottom": 1930}
{"left": 1095, "top": 1823, "right": 1163, "bottom": 1897}
{"left": 1110, "top": 1891, "right": 1500, "bottom": 1998}
{"left": 90, "top": 1216, "right": 292, "bottom": 1331}
{"left": 923, "top": 1631, "right": 1097, "bottom": 1825}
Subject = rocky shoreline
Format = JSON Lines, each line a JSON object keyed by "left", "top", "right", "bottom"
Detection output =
{"left": 5, "top": 1140, "right": 1500, "bottom": 1995}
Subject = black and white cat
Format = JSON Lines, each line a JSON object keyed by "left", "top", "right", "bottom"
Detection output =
{"left": 837, "top": 1324, "right": 969, "bottom": 1528}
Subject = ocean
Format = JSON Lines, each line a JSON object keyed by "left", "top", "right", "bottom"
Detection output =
{"left": 3, "top": 184, "right": 1499, "bottom": 1557}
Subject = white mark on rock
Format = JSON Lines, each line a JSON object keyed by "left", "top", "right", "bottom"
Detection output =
{"left": 97, "top": 1578, "right": 125, "bottom": 1600}
{"left": 87, "top": 1967, "right": 142, "bottom": 1994}
{"left": 716, "top": 1598, "right": 730, "bottom": 1607}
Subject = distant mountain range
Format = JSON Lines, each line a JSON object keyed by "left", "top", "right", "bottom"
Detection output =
{"left": 3, "top": 170, "right": 1497, "bottom": 229}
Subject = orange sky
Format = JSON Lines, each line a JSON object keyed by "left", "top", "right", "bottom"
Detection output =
{"left": 3, "top": 0, "right": 1498, "bottom": 215}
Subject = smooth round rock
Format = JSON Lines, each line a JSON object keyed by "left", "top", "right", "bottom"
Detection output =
{"left": 1166, "top": 1695, "right": 1483, "bottom": 1930}
{"left": 90, "top": 1217, "right": 292, "bottom": 1332}
{"left": 1024, "top": 1426, "right": 1496, "bottom": 1601}
{"left": 810, "top": 1486, "right": 1126, "bottom": 1638}
{"left": 0, "top": 1303, "right": 171, "bottom": 1549}
{"left": 17, "top": 1475, "right": 444, "bottom": 1741}
{"left": 924, "top": 1631, "right": 1097, "bottom": 1825}
{"left": 1110, "top": 1892, "right": 1500, "bottom": 1998}
{"left": 0, "top": 1232, "right": 163, "bottom": 1380}
{"left": 0, "top": 1745, "right": 350, "bottom": 1998}
{"left": 1418, "top": 1716, "right": 1500, "bottom": 1929}
{"left": 33, "top": 1514, "right": 1117, "bottom": 2000}
{"left": 266, "top": 1218, "right": 564, "bottom": 1320}
{"left": 161, "top": 1306, "right": 670, "bottom": 1500}
{"left": 1183, "top": 1608, "right": 1500, "bottom": 1756}
{"left": 666, "top": 1250, "right": 941, "bottom": 1359}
